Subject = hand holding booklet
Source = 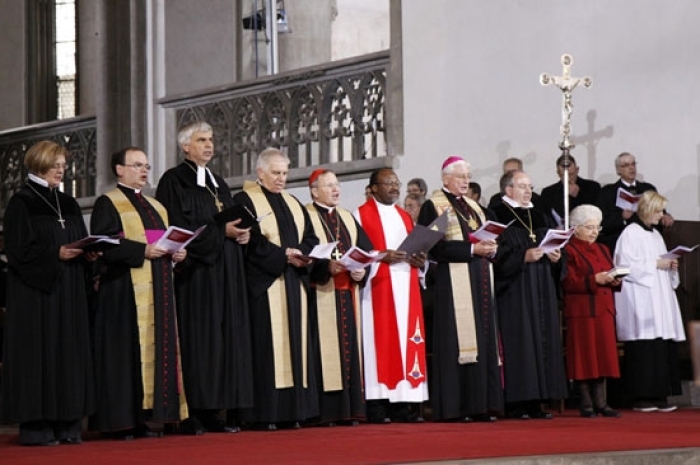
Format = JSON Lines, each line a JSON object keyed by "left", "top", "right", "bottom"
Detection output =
{"left": 65, "top": 235, "right": 120, "bottom": 252}
{"left": 338, "top": 246, "right": 387, "bottom": 271}
{"left": 538, "top": 228, "right": 575, "bottom": 253}
{"left": 615, "top": 187, "right": 641, "bottom": 211}
{"left": 154, "top": 225, "right": 207, "bottom": 254}
{"left": 469, "top": 220, "right": 513, "bottom": 243}
{"left": 660, "top": 244, "right": 699, "bottom": 259}
{"left": 607, "top": 266, "right": 631, "bottom": 279}
{"left": 213, "top": 203, "right": 271, "bottom": 228}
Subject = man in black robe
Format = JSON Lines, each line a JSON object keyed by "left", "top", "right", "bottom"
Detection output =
{"left": 491, "top": 169, "right": 567, "bottom": 419}
{"left": 90, "top": 147, "right": 188, "bottom": 438}
{"left": 306, "top": 169, "right": 373, "bottom": 426}
{"left": 417, "top": 156, "right": 503, "bottom": 423}
{"left": 156, "top": 122, "right": 253, "bottom": 433}
{"left": 595, "top": 151, "right": 673, "bottom": 253}
{"left": 540, "top": 154, "right": 601, "bottom": 224}
{"left": 233, "top": 148, "right": 319, "bottom": 429}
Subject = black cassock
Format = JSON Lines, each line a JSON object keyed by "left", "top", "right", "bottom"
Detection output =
{"left": 491, "top": 202, "right": 567, "bottom": 404}
{"left": 156, "top": 161, "right": 253, "bottom": 413}
{"left": 233, "top": 186, "right": 320, "bottom": 424}
{"left": 90, "top": 185, "right": 181, "bottom": 431}
{"left": 418, "top": 194, "right": 503, "bottom": 420}
{"left": 307, "top": 204, "right": 373, "bottom": 423}
{"left": 1, "top": 181, "right": 94, "bottom": 433}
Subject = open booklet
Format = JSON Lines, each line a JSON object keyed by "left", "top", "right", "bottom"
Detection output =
{"left": 660, "top": 244, "right": 700, "bottom": 259}
{"left": 615, "top": 187, "right": 641, "bottom": 211}
{"left": 538, "top": 227, "right": 575, "bottom": 253}
{"left": 294, "top": 243, "right": 387, "bottom": 272}
{"left": 65, "top": 235, "right": 121, "bottom": 252}
{"left": 153, "top": 225, "right": 207, "bottom": 254}
{"left": 469, "top": 219, "right": 514, "bottom": 242}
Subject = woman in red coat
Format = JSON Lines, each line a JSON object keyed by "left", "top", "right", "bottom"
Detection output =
{"left": 562, "top": 205, "right": 622, "bottom": 417}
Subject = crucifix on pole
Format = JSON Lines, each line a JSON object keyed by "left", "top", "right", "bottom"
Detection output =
{"left": 540, "top": 54, "right": 592, "bottom": 229}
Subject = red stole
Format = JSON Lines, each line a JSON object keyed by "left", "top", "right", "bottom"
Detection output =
{"left": 357, "top": 200, "right": 426, "bottom": 389}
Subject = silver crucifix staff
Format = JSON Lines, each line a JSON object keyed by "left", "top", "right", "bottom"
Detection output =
{"left": 540, "top": 54, "right": 592, "bottom": 229}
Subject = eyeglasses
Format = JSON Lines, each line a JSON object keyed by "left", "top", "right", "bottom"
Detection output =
{"left": 376, "top": 181, "right": 402, "bottom": 188}
{"left": 579, "top": 225, "right": 603, "bottom": 231}
{"left": 123, "top": 163, "right": 151, "bottom": 171}
{"left": 512, "top": 184, "right": 534, "bottom": 191}
{"left": 50, "top": 163, "right": 68, "bottom": 171}
{"left": 619, "top": 162, "right": 636, "bottom": 168}
{"left": 450, "top": 174, "right": 472, "bottom": 180}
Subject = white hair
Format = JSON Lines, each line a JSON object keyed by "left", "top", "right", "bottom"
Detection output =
{"left": 569, "top": 204, "right": 602, "bottom": 226}
{"left": 442, "top": 159, "right": 470, "bottom": 175}
{"left": 177, "top": 121, "right": 213, "bottom": 147}
{"left": 256, "top": 147, "right": 290, "bottom": 171}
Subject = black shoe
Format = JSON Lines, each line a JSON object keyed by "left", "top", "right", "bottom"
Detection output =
{"left": 179, "top": 418, "right": 205, "bottom": 435}
{"left": 528, "top": 410, "right": 553, "bottom": 420}
{"left": 204, "top": 418, "right": 240, "bottom": 433}
{"left": 594, "top": 406, "right": 621, "bottom": 418}
{"left": 506, "top": 409, "right": 530, "bottom": 420}
{"left": 60, "top": 437, "right": 83, "bottom": 445}
{"left": 580, "top": 407, "right": 596, "bottom": 418}
{"left": 23, "top": 439, "right": 60, "bottom": 447}
{"left": 460, "top": 416, "right": 473, "bottom": 423}
{"left": 472, "top": 413, "right": 498, "bottom": 423}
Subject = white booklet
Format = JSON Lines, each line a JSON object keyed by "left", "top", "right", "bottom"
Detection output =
{"left": 607, "top": 266, "right": 631, "bottom": 278}
{"left": 154, "top": 225, "right": 207, "bottom": 254}
{"left": 538, "top": 227, "right": 575, "bottom": 253}
{"left": 660, "top": 244, "right": 699, "bottom": 259}
{"left": 469, "top": 219, "right": 513, "bottom": 242}
{"left": 294, "top": 242, "right": 340, "bottom": 260}
{"left": 615, "top": 187, "right": 641, "bottom": 211}
{"left": 338, "top": 246, "right": 387, "bottom": 272}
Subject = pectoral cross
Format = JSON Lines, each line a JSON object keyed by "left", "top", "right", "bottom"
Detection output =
{"left": 214, "top": 198, "right": 223, "bottom": 212}
{"left": 58, "top": 217, "right": 66, "bottom": 229}
{"left": 332, "top": 248, "right": 342, "bottom": 260}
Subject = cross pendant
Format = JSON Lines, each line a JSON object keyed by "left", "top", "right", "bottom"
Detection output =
{"left": 214, "top": 198, "right": 224, "bottom": 212}
{"left": 332, "top": 248, "right": 342, "bottom": 260}
{"left": 58, "top": 217, "right": 66, "bottom": 229}
{"left": 529, "top": 233, "right": 536, "bottom": 243}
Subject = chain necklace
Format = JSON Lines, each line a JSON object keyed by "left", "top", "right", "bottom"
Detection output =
{"left": 452, "top": 197, "right": 480, "bottom": 231}
{"left": 27, "top": 182, "right": 65, "bottom": 229}
{"left": 317, "top": 207, "right": 342, "bottom": 260}
{"left": 185, "top": 162, "right": 223, "bottom": 212}
{"left": 503, "top": 202, "right": 536, "bottom": 243}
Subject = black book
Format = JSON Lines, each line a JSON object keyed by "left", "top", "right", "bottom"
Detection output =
{"left": 65, "top": 235, "right": 121, "bottom": 252}
{"left": 213, "top": 203, "right": 259, "bottom": 229}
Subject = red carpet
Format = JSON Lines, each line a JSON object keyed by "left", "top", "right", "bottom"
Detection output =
{"left": 2, "top": 409, "right": 700, "bottom": 464}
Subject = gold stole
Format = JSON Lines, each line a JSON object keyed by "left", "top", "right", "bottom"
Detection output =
{"left": 430, "top": 190, "right": 487, "bottom": 364}
{"left": 243, "top": 180, "right": 308, "bottom": 389}
{"left": 104, "top": 189, "right": 188, "bottom": 419}
{"left": 306, "top": 204, "right": 362, "bottom": 392}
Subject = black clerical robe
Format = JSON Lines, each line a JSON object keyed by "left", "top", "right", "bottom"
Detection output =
{"left": 1, "top": 181, "right": 94, "bottom": 427}
{"left": 307, "top": 203, "right": 373, "bottom": 423}
{"left": 491, "top": 202, "right": 567, "bottom": 404}
{"left": 155, "top": 161, "right": 253, "bottom": 412}
{"left": 595, "top": 179, "right": 658, "bottom": 253}
{"left": 418, "top": 191, "right": 503, "bottom": 420}
{"left": 90, "top": 185, "right": 184, "bottom": 432}
{"left": 540, "top": 176, "right": 601, "bottom": 220}
{"left": 233, "top": 182, "right": 320, "bottom": 424}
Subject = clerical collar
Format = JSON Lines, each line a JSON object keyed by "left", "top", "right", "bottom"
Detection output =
{"left": 442, "top": 187, "right": 464, "bottom": 201}
{"left": 621, "top": 180, "right": 636, "bottom": 188}
{"left": 117, "top": 182, "right": 141, "bottom": 194}
{"left": 28, "top": 173, "right": 50, "bottom": 188}
{"left": 184, "top": 159, "right": 219, "bottom": 189}
{"left": 314, "top": 202, "right": 335, "bottom": 213}
{"left": 502, "top": 195, "right": 533, "bottom": 209}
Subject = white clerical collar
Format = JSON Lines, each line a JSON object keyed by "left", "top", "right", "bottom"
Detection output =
{"left": 502, "top": 195, "right": 533, "bottom": 209}
{"left": 187, "top": 160, "right": 219, "bottom": 188}
{"left": 315, "top": 202, "right": 335, "bottom": 213}
{"left": 28, "top": 173, "right": 49, "bottom": 187}
{"left": 621, "top": 180, "right": 636, "bottom": 188}
{"left": 117, "top": 182, "right": 141, "bottom": 194}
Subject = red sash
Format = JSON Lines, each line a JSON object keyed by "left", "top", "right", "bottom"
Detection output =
{"left": 357, "top": 200, "right": 426, "bottom": 389}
